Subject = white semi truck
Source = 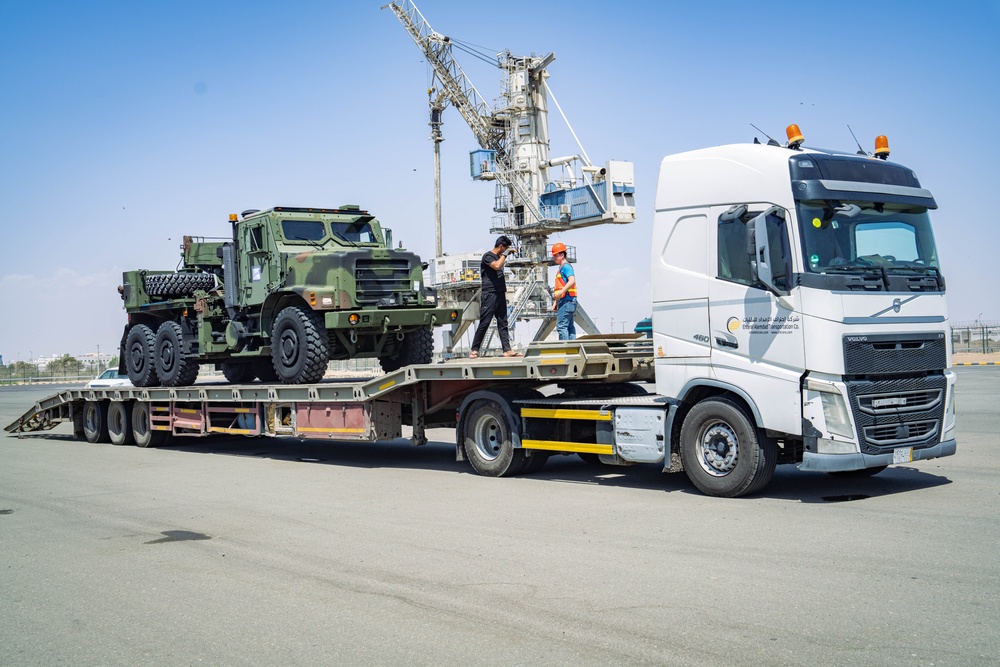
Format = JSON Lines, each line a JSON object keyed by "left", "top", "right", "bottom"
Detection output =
{"left": 6, "top": 126, "right": 956, "bottom": 497}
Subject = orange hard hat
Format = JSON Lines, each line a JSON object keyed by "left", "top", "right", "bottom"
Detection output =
{"left": 551, "top": 242, "right": 567, "bottom": 256}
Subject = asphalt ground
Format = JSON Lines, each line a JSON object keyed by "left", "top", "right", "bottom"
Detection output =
{"left": 1, "top": 368, "right": 997, "bottom": 666}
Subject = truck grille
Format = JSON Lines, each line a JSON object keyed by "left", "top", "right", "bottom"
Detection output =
{"left": 355, "top": 259, "right": 411, "bottom": 306}
{"left": 843, "top": 333, "right": 946, "bottom": 375}
{"left": 845, "top": 375, "right": 946, "bottom": 454}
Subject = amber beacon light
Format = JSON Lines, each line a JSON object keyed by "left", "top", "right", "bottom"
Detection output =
{"left": 786, "top": 124, "right": 804, "bottom": 149}
{"left": 874, "top": 135, "right": 890, "bottom": 160}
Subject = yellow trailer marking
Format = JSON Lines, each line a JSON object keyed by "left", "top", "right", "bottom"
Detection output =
{"left": 379, "top": 380, "right": 396, "bottom": 391}
{"left": 296, "top": 426, "right": 366, "bottom": 434}
{"left": 521, "top": 408, "right": 611, "bottom": 421}
{"left": 492, "top": 369, "right": 511, "bottom": 376}
{"left": 521, "top": 439, "right": 613, "bottom": 455}
{"left": 540, "top": 348, "right": 579, "bottom": 355}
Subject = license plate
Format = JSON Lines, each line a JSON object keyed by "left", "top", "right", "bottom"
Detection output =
{"left": 892, "top": 447, "right": 913, "bottom": 464}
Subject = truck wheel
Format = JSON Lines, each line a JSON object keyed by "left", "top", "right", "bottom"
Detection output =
{"left": 379, "top": 327, "right": 434, "bottom": 373}
{"left": 82, "top": 401, "right": 110, "bottom": 444}
{"left": 155, "top": 321, "right": 200, "bottom": 386}
{"left": 221, "top": 362, "right": 256, "bottom": 384}
{"left": 271, "top": 306, "right": 329, "bottom": 384}
{"left": 254, "top": 359, "right": 279, "bottom": 383}
{"left": 107, "top": 401, "right": 135, "bottom": 446}
{"left": 679, "top": 397, "right": 776, "bottom": 497}
{"left": 131, "top": 401, "right": 168, "bottom": 448}
{"left": 144, "top": 272, "right": 215, "bottom": 297}
{"left": 125, "top": 324, "right": 160, "bottom": 387}
{"left": 461, "top": 399, "right": 526, "bottom": 477}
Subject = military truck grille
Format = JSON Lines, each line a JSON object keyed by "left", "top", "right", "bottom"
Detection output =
{"left": 846, "top": 375, "right": 947, "bottom": 454}
{"left": 355, "top": 259, "right": 411, "bottom": 306}
{"left": 843, "top": 333, "right": 946, "bottom": 375}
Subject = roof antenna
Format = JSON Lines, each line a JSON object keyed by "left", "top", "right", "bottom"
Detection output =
{"left": 750, "top": 123, "right": 780, "bottom": 147}
{"left": 847, "top": 124, "right": 869, "bottom": 156}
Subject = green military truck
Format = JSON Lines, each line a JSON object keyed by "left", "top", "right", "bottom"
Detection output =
{"left": 119, "top": 205, "right": 457, "bottom": 386}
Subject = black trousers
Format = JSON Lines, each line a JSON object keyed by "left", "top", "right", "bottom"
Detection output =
{"left": 471, "top": 289, "right": 511, "bottom": 352}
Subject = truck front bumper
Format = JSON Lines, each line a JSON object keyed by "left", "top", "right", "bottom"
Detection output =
{"left": 798, "top": 439, "right": 957, "bottom": 473}
{"left": 323, "top": 307, "right": 456, "bottom": 331}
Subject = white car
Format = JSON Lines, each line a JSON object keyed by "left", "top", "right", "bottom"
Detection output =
{"left": 86, "top": 369, "right": 133, "bottom": 388}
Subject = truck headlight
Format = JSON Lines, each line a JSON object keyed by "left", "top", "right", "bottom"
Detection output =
{"left": 943, "top": 382, "right": 957, "bottom": 441}
{"left": 817, "top": 437, "right": 858, "bottom": 454}
{"left": 807, "top": 378, "right": 854, "bottom": 439}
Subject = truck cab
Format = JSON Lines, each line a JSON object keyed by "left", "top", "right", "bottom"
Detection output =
{"left": 651, "top": 129, "right": 956, "bottom": 484}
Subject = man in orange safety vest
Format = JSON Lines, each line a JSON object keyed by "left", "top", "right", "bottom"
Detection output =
{"left": 550, "top": 242, "right": 577, "bottom": 340}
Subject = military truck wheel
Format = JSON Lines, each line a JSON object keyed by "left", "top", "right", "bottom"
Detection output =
{"left": 254, "top": 359, "right": 279, "bottom": 383}
{"left": 131, "top": 401, "right": 168, "bottom": 448}
{"left": 271, "top": 306, "right": 330, "bottom": 384}
{"left": 379, "top": 327, "right": 434, "bottom": 373}
{"left": 460, "top": 399, "right": 527, "bottom": 477}
{"left": 83, "top": 401, "right": 111, "bottom": 444}
{"left": 107, "top": 401, "right": 135, "bottom": 446}
{"left": 679, "top": 397, "right": 776, "bottom": 498}
{"left": 144, "top": 272, "right": 216, "bottom": 297}
{"left": 125, "top": 324, "right": 160, "bottom": 387}
{"left": 155, "top": 321, "right": 200, "bottom": 387}
{"left": 221, "top": 362, "right": 256, "bottom": 384}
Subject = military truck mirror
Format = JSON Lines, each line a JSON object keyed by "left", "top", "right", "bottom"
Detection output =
{"left": 384, "top": 228, "right": 393, "bottom": 249}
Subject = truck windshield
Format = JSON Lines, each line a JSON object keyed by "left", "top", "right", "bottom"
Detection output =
{"left": 330, "top": 221, "right": 378, "bottom": 245}
{"left": 281, "top": 220, "right": 328, "bottom": 243}
{"left": 797, "top": 203, "right": 940, "bottom": 276}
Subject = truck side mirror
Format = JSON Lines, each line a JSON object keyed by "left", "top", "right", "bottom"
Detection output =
{"left": 747, "top": 206, "right": 787, "bottom": 295}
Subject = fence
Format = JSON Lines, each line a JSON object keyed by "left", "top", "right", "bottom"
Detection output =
{"left": 951, "top": 320, "right": 999, "bottom": 355}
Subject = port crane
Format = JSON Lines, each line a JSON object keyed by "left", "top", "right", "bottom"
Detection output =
{"left": 385, "top": 0, "right": 636, "bottom": 351}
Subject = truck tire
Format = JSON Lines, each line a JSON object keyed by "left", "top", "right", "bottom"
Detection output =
{"left": 107, "top": 401, "right": 135, "bottom": 446}
{"left": 271, "top": 306, "right": 330, "bottom": 384}
{"left": 131, "top": 401, "right": 168, "bottom": 448}
{"left": 83, "top": 401, "right": 110, "bottom": 444}
{"left": 379, "top": 327, "right": 434, "bottom": 373}
{"left": 155, "top": 321, "right": 200, "bottom": 387}
{"left": 125, "top": 324, "right": 160, "bottom": 387}
{"left": 679, "top": 397, "right": 776, "bottom": 498}
{"left": 254, "top": 358, "right": 279, "bottom": 383}
{"left": 221, "top": 362, "right": 256, "bottom": 384}
{"left": 144, "top": 272, "right": 215, "bottom": 297}
{"left": 461, "top": 399, "right": 527, "bottom": 477}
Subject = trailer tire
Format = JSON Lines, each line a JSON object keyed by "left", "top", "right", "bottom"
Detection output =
{"left": 679, "top": 397, "right": 776, "bottom": 498}
{"left": 221, "top": 362, "right": 256, "bottom": 384}
{"left": 379, "top": 327, "right": 434, "bottom": 373}
{"left": 83, "top": 401, "right": 111, "bottom": 444}
{"left": 254, "top": 358, "right": 279, "bottom": 383}
{"left": 271, "top": 306, "right": 329, "bottom": 384}
{"left": 131, "top": 401, "right": 168, "bottom": 448}
{"left": 125, "top": 324, "right": 160, "bottom": 387}
{"left": 461, "top": 399, "right": 526, "bottom": 477}
{"left": 156, "top": 321, "right": 200, "bottom": 386}
{"left": 107, "top": 401, "right": 135, "bottom": 446}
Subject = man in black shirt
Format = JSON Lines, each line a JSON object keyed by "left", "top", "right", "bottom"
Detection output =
{"left": 470, "top": 235, "right": 522, "bottom": 358}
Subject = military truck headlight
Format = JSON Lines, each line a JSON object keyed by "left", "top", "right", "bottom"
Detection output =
{"left": 450, "top": 310, "right": 459, "bottom": 321}
{"left": 349, "top": 313, "right": 360, "bottom": 325}
{"left": 321, "top": 296, "right": 334, "bottom": 308}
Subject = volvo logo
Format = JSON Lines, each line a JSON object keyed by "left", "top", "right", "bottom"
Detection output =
{"left": 892, "top": 298, "right": 902, "bottom": 313}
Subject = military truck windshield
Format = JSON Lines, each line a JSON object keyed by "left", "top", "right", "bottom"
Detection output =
{"left": 797, "top": 203, "right": 944, "bottom": 291}
{"left": 281, "top": 220, "right": 327, "bottom": 243}
{"left": 330, "top": 221, "right": 377, "bottom": 245}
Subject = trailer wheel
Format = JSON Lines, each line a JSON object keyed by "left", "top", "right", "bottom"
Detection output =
{"left": 131, "top": 401, "right": 168, "bottom": 448}
{"left": 221, "top": 362, "right": 256, "bottom": 384}
{"left": 125, "top": 324, "right": 160, "bottom": 387}
{"left": 155, "top": 321, "right": 200, "bottom": 387}
{"left": 271, "top": 306, "right": 329, "bottom": 384}
{"left": 461, "top": 399, "right": 526, "bottom": 477}
{"left": 379, "top": 327, "right": 434, "bottom": 373}
{"left": 253, "top": 358, "right": 279, "bottom": 383}
{"left": 82, "top": 401, "right": 110, "bottom": 444}
{"left": 679, "top": 397, "right": 776, "bottom": 497}
{"left": 106, "top": 401, "right": 135, "bottom": 446}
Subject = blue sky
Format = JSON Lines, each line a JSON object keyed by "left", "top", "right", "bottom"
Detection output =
{"left": 1, "top": 0, "right": 998, "bottom": 361}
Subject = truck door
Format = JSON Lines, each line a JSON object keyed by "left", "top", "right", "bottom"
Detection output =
{"left": 240, "top": 223, "right": 270, "bottom": 307}
{"left": 708, "top": 205, "right": 805, "bottom": 417}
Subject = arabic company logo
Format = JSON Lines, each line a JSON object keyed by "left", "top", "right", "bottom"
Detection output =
{"left": 892, "top": 298, "right": 902, "bottom": 313}
{"left": 727, "top": 317, "right": 742, "bottom": 332}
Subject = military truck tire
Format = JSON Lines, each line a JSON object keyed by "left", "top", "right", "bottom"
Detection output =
{"left": 131, "top": 401, "right": 168, "bottom": 448}
{"left": 679, "top": 397, "right": 776, "bottom": 498}
{"left": 155, "top": 321, "right": 200, "bottom": 386}
{"left": 83, "top": 401, "right": 111, "bottom": 444}
{"left": 271, "top": 306, "right": 330, "bottom": 384}
{"left": 379, "top": 327, "right": 434, "bottom": 373}
{"left": 460, "top": 399, "right": 527, "bottom": 477}
{"left": 107, "top": 401, "right": 135, "bottom": 446}
{"left": 221, "top": 362, "right": 256, "bottom": 384}
{"left": 254, "top": 359, "right": 279, "bottom": 383}
{"left": 125, "top": 324, "right": 160, "bottom": 387}
{"left": 144, "top": 272, "right": 216, "bottom": 297}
